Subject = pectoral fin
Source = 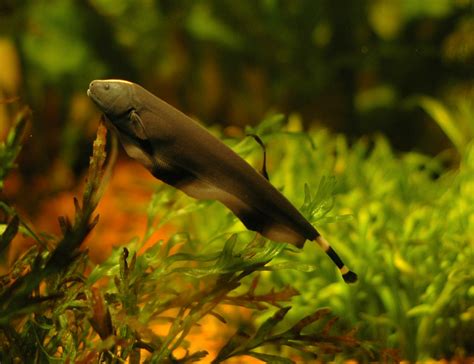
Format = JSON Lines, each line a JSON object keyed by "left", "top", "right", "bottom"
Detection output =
{"left": 129, "top": 110, "right": 148, "bottom": 140}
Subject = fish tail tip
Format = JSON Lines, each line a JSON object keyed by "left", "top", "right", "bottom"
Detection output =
{"left": 342, "top": 270, "right": 358, "bottom": 284}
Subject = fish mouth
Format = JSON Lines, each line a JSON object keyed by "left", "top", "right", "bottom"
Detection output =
{"left": 87, "top": 87, "right": 102, "bottom": 108}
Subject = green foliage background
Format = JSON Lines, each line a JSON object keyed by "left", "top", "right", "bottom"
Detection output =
{"left": 0, "top": 0, "right": 473, "bottom": 362}
{"left": 0, "top": 0, "right": 473, "bottom": 178}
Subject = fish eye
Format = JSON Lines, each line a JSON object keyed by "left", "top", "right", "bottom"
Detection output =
{"left": 104, "top": 83, "right": 110, "bottom": 91}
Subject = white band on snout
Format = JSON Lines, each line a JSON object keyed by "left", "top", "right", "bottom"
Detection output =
{"left": 103, "top": 79, "right": 134, "bottom": 85}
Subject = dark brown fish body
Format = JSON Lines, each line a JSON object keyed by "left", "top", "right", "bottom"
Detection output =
{"left": 87, "top": 79, "right": 357, "bottom": 283}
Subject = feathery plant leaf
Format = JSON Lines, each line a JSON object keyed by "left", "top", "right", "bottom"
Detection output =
{"left": 212, "top": 306, "right": 362, "bottom": 363}
{"left": 410, "top": 96, "right": 474, "bottom": 156}
{"left": 300, "top": 176, "right": 338, "bottom": 224}
{"left": 414, "top": 96, "right": 465, "bottom": 152}
{"left": 0, "top": 110, "right": 401, "bottom": 362}
{"left": 0, "top": 106, "right": 30, "bottom": 190}
{"left": 0, "top": 119, "right": 112, "bottom": 361}
{"left": 0, "top": 215, "right": 19, "bottom": 259}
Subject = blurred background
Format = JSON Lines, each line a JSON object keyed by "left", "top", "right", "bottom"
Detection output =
{"left": 1, "top": 0, "right": 473, "bottom": 196}
{"left": 0, "top": 1, "right": 473, "bottom": 361}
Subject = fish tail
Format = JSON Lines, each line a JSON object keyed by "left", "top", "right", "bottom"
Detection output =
{"left": 314, "top": 235, "right": 358, "bottom": 283}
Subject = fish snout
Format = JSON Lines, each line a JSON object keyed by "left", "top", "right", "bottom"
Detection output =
{"left": 87, "top": 80, "right": 111, "bottom": 97}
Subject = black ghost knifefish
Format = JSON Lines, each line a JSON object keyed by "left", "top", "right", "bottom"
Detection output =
{"left": 87, "top": 79, "right": 357, "bottom": 283}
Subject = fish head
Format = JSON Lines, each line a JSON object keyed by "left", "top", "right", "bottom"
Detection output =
{"left": 88, "top": 79, "right": 154, "bottom": 168}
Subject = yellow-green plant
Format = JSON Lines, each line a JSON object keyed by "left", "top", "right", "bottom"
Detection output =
{"left": 0, "top": 111, "right": 368, "bottom": 363}
{"left": 2, "top": 104, "right": 472, "bottom": 362}
{"left": 413, "top": 96, "right": 474, "bottom": 155}
{"left": 261, "top": 111, "right": 473, "bottom": 361}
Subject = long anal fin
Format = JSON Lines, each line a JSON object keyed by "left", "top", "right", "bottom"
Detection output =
{"left": 315, "top": 235, "right": 358, "bottom": 283}
{"left": 170, "top": 172, "right": 307, "bottom": 246}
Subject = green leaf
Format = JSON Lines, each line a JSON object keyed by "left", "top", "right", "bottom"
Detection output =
{"left": 300, "top": 176, "right": 337, "bottom": 222}
{"left": 249, "top": 307, "right": 291, "bottom": 347}
{"left": 0, "top": 215, "right": 19, "bottom": 257}
{"left": 247, "top": 352, "right": 295, "bottom": 364}
{"left": 0, "top": 107, "right": 30, "bottom": 189}
{"left": 406, "top": 304, "right": 434, "bottom": 317}
{"left": 245, "top": 114, "right": 286, "bottom": 136}
{"left": 212, "top": 329, "right": 250, "bottom": 363}
{"left": 414, "top": 96, "right": 465, "bottom": 153}
{"left": 265, "top": 262, "right": 317, "bottom": 272}
{"left": 289, "top": 308, "right": 331, "bottom": 334}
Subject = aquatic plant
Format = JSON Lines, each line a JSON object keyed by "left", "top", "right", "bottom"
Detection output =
{"left": 1, "top": 102, "right": 472, "bottom": 362}
{"left": 0, "top": 110, "right": 367, "bottom": 363}
{"left": 261, "top": 109, "right": 474, "bottom": 361}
